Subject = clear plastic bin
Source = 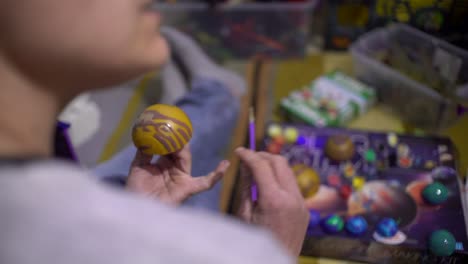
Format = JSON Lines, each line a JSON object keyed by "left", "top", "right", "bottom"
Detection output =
{"left": 350, "top": 23, "right": 468, "bottom": 131}
{"left": 152, "top": 1, "right": 318, "bottom": 60}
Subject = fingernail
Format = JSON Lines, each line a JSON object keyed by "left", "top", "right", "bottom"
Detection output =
{"left": 221, "top": 160, "right": 231, "bottom": 168}
{"left": 235, "top": 147, "right": 245, "bottom": 153}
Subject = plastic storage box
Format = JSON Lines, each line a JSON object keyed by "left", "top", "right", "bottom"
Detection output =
{"left": 325, "top": 1, "right": 468, "bottom": 50}
{"left": 350, "top": 23, "right": 468, "bottom": 131}
{"left": 280, "top": 71, "right": 376, "bottom": 127}
{"left": 153, "top": 1, "right": 318, "bottom": 60}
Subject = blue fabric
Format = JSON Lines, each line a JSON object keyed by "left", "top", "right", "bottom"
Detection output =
{"left": 93, "top": 78, "right": 240, "bottom": 212}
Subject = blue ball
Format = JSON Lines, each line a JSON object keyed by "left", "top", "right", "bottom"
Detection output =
{"left": 345, "top": 216, "right": 368, "bottom": 236}
{"left": 296, "top": 135, "right": 307, "bottom": 146}
{"left": 376, "top": 218, "right": 398, "bottom": 238}
{"left": 308, "top": 209, "right": 321, "bottom": 228}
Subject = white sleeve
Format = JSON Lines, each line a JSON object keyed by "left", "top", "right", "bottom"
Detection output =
{"left": 0, "top": 161, "right": 294, "bottom": 264}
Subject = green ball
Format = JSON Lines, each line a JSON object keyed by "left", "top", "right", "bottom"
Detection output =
{"left": 322, "top": 214, "right": 344, "bottom": 233}
{"left": 422, "top": 182, "right": 448, "bottom": 205}
{"left": 429, "top": 230, "right": 456, "bottom": 256}
{"left": 364, "top": 149, "right": 376, "bottom": 163}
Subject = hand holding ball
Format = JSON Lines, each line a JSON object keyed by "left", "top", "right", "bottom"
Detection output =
{"left": 132, "top": 104, "right": 193, "bottom": 155}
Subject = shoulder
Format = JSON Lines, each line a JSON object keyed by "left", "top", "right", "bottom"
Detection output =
{"left": 0, "top": 160, "right": 293, "bottom": 264}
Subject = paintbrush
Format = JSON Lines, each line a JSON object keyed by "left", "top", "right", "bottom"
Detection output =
{"left": 249, "top": 107, "right": 258, "bottom": 201}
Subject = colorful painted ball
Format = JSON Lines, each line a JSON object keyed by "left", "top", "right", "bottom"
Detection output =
{"left": 296, "top": 135, "right": 307, "bottom": 145}
{"left": 284, "top": 127, "right": 299, "bottom": 143}
{"left": 376, "top": 218, "right": 398, "bottom": 238}
{"left": 339, "top": 185, "right": 352, "bottom": 200}
{"left": 325, "top": 134, "right": 355, "bottom": 161}
{"left": 327, "top": 173, "right": 342, "bottom": 187}
{"left": 267, "top": 124, "right": 282, "bottom": 138}
{"left": 397, "top": 143, "right": 410, "bottom": 157}
{"left": 431, "top": 166, "right": 457, "bottom": 182}
{"left": 267, "top": 142, "right": 282, "bottom": 154}
{"left": 292, "top": 164, "right": 321, "bottom": 198}
{"left": 273, "top": 135, "right": 286, "bottom": 146}
{"left": 322, "top": 214, "right": 344, "bottom": 234}
{"left": 345, "top": 216, "right": 368, "bottom": 236}
{"left": 387, "top": 133, "right": 398, "bottom": 147}
{"left": 132, "top": 104, "right": 193, "bottom": 156}
{"left": 364, "top": 149, "right": 377, "bottom": 163}
{"left": 422, "top": 181, "right": 449, "bottom": 205}
{"left": 308, "top": 209, "right": 321, "bottom": 228}
{"left": 343, "top": 162, "right": 356, "bottom": 178}
{"left": 352, "top": 176, "right": 366, "bottom": 190}
{"left": 429, "top": 229, "right": 456, "bottom": 257}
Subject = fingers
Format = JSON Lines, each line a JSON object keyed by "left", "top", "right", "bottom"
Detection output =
{"left": 236, "top": 163, "right": 253, "bottom": 219}
{"left": 191, "top": 160, "right": 230, "bottom": 195}
{"left": 256, "top": 152, "right": 300, "bottom": 193}
{"left": 171, "top": 144, "right": 192, "bottom": 174}
{"left": 131, "top": 149, "right": 153, "bottom": 167}
{"left": 235, "top": 147, "right": 278, "bottom": 193}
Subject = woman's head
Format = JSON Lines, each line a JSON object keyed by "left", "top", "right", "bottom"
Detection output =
{"left": 0, "top": 0, "right": 169, "bottom": 93}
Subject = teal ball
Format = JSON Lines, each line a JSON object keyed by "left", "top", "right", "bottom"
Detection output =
{"left": 429, "top": 230, "right": 456, "bottom": 257}
{"left": 422, "top": 182, "right": 448, "bottom": 205}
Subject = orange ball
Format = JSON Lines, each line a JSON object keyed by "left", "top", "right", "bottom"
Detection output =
{"left": 273, "top": 136, "right": 286, "bottom": 146}
{"left": 132, "top": 104, "right": 193, "bottom": 155}
{"left": 267, "top": 143, "right": 282, "bottom": 154}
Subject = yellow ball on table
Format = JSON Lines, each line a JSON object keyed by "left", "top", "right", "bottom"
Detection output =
{"left": 283, "top": 127, "right": 299, "bottom": 143}
{"left": 132, "top": 104, "right": 193, "bottom": 156}
{"left": 292, "top": 164, "right": 321, "bottom": 199}
{"left": 352, "top": 176, "right": 366, "bottom": 191}
{"left": 267, "top": 124, "right": 283, "bottom": 138}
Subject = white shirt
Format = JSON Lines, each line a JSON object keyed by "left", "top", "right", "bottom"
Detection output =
{"left": 0, "top": 161, "right": 293, "bottom": 264}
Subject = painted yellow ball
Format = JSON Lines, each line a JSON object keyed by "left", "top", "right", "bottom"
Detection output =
{"left": 283, "top": 127, "right": 299, "bottom": 143}
{"left": 132, "top": 104, "right": 193, "bottom": 155}
{"left": 292, "top": 164, "right": 321, "bottom": 198}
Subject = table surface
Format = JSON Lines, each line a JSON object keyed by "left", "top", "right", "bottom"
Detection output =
{"left": 263, "top": 52, "right": 468, "bottom": 263}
